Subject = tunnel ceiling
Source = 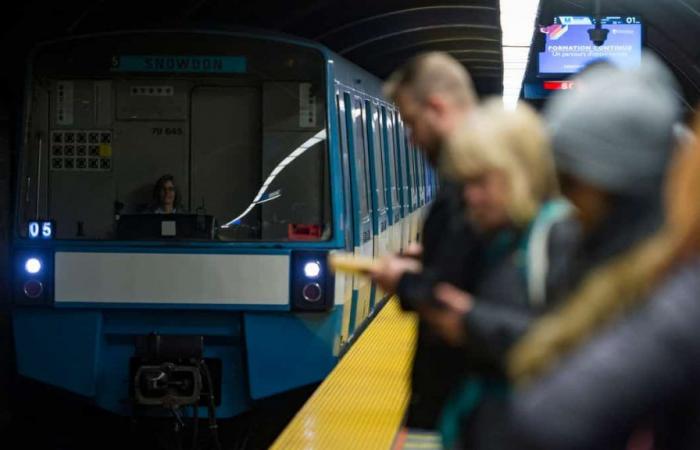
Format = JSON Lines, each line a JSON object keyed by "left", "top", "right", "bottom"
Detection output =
{"left": 232, "top": 0, "right": 505, "bottom": 96}
{"left": 2, "top": 0, "right": 699, "bottom": 108}
{"left": 527, "top": 0, "right": 700, "bottom": 111}
{"left": 0, "top": 0, "right": 504, "bottom": 100}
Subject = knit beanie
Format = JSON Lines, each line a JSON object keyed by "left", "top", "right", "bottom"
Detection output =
{"left": 545, "top": 52, "right": 681, "bottom": 196}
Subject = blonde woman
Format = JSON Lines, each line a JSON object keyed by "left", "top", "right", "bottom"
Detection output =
{"left": 425, "top": 99, "right": 576, "bottom": 354}
{"left": 508, "top": 56, "right": 699, "bottom": 449}
{"left": 423, "top": 100, "right": 578, "bottom": 448}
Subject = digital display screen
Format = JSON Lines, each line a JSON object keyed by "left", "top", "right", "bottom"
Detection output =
{"left": 27, "top": 221, "right": 54, "bottom": 240}
{"left": 539, "top": 16, "right": 642, "bottom": 75}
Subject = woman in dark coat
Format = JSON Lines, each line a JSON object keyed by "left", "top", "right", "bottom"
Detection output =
{"left": 415, "top": 100, "right": 579, "bottom": 448}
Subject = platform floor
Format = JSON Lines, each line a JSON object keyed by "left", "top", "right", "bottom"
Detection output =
{"left": 271, "top": 298, "right": 417, "bottom": 449}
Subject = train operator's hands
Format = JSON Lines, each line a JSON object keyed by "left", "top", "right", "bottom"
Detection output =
{"left": 369, "top": 255, "right": 422, "bottom": 294}
{"left": 421, "top": 283, "right": 474, "bottom": 346}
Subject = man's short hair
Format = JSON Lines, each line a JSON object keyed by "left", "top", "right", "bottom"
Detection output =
{"left": 383, "top": 52, "right": 476, "bottom": 107}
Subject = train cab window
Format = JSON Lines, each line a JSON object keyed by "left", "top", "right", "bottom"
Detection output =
{"left": 18, "top": 36, "right": 332, "bottom": 242}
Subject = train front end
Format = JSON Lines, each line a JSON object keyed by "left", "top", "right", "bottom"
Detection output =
{"left": 11, "top": 31, "right": 347, "bottom": 418}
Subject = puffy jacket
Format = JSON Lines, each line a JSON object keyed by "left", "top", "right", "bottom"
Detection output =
{"left": 512, "top": 258, "right": 700, "bottom": 450}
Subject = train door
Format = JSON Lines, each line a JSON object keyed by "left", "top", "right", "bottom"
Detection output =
{"left": 343, "top": 93, "right": 374, "bottom": 335}
{"left": 190, "top": 86, "right": 261, "bottom": 225}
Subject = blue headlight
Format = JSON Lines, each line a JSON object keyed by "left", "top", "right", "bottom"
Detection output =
{"left": 25, "top": 258, "right": 42, "bottom": 274}
{"left": 303, "top": 261, "right": 321, "bottom": 278}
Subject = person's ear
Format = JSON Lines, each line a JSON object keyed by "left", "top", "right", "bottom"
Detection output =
{"left": 424, "top": 94, "right": 448, "bottom": 118}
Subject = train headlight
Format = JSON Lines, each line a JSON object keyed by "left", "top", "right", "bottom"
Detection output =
{"left": 25, "top": 258, "right": 42, "bottom": 274}
{"left": 303, "top": 261, "right": 321, "bottom": 278}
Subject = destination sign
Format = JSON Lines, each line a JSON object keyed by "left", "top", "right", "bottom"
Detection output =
{"left": 111, "top": 55, "right": 247, "bottom": 73}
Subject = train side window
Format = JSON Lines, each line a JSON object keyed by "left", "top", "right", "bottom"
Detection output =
{"left": 424, "top": 155, "right": 430, "bottom": 202}
{"left": 381, "top": 106, "right": 400, "bottom": 221}
{"left": 406, "top": 137, "right": 417, "bottom": 212}
{"left": 414, "top": 145, "right": 424, "bottom": 207}
{"left": 393, "top": 112, "right": 406, "bottom": 219}
{"left": 346, "top": 94, "right": 370, "bottom": 220}
{"left": 425, "top": 163, "right": 433, "bottom": 201}
{"left": 419, "top": 152, "right": 427, "bottom": 203}
{"left": 423, "top": 155, "right": 429, "bottom": 202}
{"left": 416, "top": 149, "right": 425, "bottom": 206}
{"left": 410, "top": 144, "right": 418, "bottom": 208}
{"left": 366, "top": 101, "right": 386, "bottom": 216}
{"left": 336, "top": 93, "right": 354, "bottom": 250}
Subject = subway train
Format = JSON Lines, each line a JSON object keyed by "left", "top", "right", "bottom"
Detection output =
{"left": 10, "top": 29, "right": 437, "bottom": 419}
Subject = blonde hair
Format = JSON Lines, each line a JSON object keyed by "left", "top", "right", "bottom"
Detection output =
{"left": 383, "top": 52, "right": 476, "bottom": 108}
{"left": 508, "top": 113, "right": 700, "bottom": 386}
{"left": 441, "top": 99, "right": 559, "bottom": 226}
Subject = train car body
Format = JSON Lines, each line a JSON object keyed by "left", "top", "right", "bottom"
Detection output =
{"left": 11, "top": 29, "right": 437, "bottom": 418}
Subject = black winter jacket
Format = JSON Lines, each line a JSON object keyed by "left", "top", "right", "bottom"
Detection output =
{"left": 397, "top": 181, "right": 482, "bottom": 429}
{"left": 460, "top": 217, "right": 580, "bottom": 373}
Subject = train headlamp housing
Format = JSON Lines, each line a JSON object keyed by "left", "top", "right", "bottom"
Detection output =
{"left": 291, "top": 251, "right": 334, "bottom": 311}
{"left": 14, "top": 250, "right": 53, "bottom": 305}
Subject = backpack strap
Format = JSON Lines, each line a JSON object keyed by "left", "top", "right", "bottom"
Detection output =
{"left": 524, "top": 199, "right": 572, "bottom": 307}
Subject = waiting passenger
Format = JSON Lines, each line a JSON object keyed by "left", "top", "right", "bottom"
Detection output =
{"left": 507, "top": 54, "right": 694, "bottom": 450}
{"left": 420, "top": 100, "right": 577, "bottom": 449}
{"left": 150, "top": 174, "right": 182, "bottom": 214}
{"left": 371, "top": 52, "right": 481, "bottom": 429}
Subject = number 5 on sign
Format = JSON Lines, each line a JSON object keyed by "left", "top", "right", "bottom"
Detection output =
{"left": 42, "top": 222, "right": 53, "bottom": 238}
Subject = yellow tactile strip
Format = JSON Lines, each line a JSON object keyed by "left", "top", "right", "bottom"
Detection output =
{"left": 271, "top": 298, "right": 417, "bottom": 450}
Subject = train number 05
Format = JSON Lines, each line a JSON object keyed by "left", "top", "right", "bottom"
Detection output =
{"left": 28, "top": 221, "right": 54, "bottom": 239}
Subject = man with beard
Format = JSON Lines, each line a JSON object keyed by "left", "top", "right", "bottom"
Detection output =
{"left": 371, "top": 52, "right": 479, "bottom": 429}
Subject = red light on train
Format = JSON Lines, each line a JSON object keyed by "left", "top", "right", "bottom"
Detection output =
{"left": 544, "top": 81, "right": 576, "bottom": 90}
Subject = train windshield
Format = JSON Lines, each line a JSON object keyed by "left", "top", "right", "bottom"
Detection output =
{"left": 17, "top": 33, "right": 332, "bottom": 242}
